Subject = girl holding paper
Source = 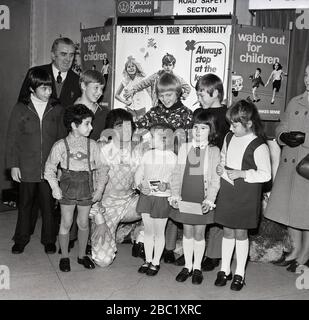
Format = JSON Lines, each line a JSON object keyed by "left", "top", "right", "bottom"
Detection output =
{"left": 134, "top": 123, "right": 177, "bottom": 276}
{"left": 214, "top": 100, "right": 271, "bottom": 291}
{"left": 169, "top": 109, "right": 221, "bottom": 285}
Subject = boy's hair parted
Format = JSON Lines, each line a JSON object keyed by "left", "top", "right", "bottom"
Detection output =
{"left": 104, "top": 108, "right": 136, "bottom": 132}
{"left": 79, "top": 69, "right": 105, "bottom": 88}
{"left": 257, "top": 68, "right": 262, "bottom": 73}
{"left": 155, "top": 72, "right": 182, "bottom": 98}
{"left": 162, "top": 53, "right": 176, "bottom": 66}
{"left": 51, "top": 37, "right": 75, "bottom": 53}
{"left": 195, "top": 73, "right": 224, "bottom": 103}
{"left": 192, "top": 109, "right": 219, "bottom": 147}
{"left": 63, "top": 104, "right": 94, "bottom": 131}
{"left": 227, "top": 99, "right": 266, "bottom": 141}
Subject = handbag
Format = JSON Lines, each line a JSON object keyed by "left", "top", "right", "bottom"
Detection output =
{"left": 296, "top": 153, "right": 309, "bottom": 179}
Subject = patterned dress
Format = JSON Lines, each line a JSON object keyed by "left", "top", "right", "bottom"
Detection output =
{"left": 90, "top": 140, "right": 145, "bottom": 267}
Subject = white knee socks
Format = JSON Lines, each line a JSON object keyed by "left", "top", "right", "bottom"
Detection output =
{"left": 193, "top": 239, "right": 205, "bottom": 271}
{"left": 183, "top": 236, "right": 194, "bottom": 271}
{"left": 235, "top": 239, "right": 249, "bottom": 277}
{"left": 221, "top": 237, "right": 236, "bottom": 275}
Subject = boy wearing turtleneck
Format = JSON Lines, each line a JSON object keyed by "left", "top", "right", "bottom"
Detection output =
{"left": 6, "top": 67, "right": 66, "bottom": 254}
{"left": 136, "top": 73, "right": 192, "bottom": 139}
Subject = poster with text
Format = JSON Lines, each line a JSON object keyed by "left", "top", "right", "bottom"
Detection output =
{"left": 81, "top": 26, "right": 114, "bottom": 110}
{"left": 232, "top": 25, "right": 290, "bottom": 121}
{"left": 173, "top": 0, "right": 234, "bottom": 16}
{"left": 115, "top": 24, "right": 231, "bottom": 111}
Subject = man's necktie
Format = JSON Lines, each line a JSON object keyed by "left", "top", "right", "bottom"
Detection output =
{"left": 56, "top": 71, "right": 62, "bottom": 84}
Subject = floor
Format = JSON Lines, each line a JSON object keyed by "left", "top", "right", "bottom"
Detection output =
{"left": 0, "top": 209, "right": 308, "bottom": 300}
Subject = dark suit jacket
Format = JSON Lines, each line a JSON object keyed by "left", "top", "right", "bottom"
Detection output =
{"left": 18, "top": 64, "right": 80, "bottom": 108}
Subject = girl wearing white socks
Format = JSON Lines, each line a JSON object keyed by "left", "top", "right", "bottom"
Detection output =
{"left": 135, "top": 123, "right": 177, "bottom": 276}
{"left": 169, "top": 110, "right": 221, "bottom": 285}
{"left": 214, "top": 100, "right": 271, "bottom": 290}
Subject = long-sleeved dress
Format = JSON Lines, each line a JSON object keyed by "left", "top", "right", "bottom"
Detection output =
{"left": 90, "top": 140, "right": 145, "bottom": 267}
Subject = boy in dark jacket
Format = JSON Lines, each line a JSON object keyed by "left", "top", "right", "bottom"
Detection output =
{"left": 6, "top": 67, "right": 66, "bottom": 254}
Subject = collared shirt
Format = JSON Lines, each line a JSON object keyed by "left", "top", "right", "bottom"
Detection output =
{"left": 192, "top": 140, "right": 208, "bottom": 150}
{"left": 52, "top": 64, "right": 68, "bottom": 83}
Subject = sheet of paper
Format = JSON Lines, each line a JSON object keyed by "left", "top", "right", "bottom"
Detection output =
{"left": 178, "top": 201, "right": 203, "bottom": 215}
{"left": 148, "top": 180, "right": 161, "bottom": 192}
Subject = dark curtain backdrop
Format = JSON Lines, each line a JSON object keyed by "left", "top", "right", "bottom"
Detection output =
{"left": 256, "top": 9, "right": 309, "bottom": 104}
{"left": 0, "top": 0, "right": 31, "bottom": 195}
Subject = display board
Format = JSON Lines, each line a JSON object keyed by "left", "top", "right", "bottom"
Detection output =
{"left": 249, "top": 0, "right": 309, "bottom": 10}
{"left": 232, "top": 25, "right": 290, "bottom": 121}
{"left": 114, "top": 24, "right": 232, "bottom": 111}
{"left": 173, "top": 0, "right": 234, "bottom": 16}
{"left": 80, "top": 26, "right": 114, "bottom": 109}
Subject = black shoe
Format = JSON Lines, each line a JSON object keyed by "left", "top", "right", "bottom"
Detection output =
{"left": 174, "top": 254, "right": 185, "bottom": 266}
{"left": 272, "top": 252, "right": 294, "bottom": 266}
{"left": 192, "top": 269, "right": 203, "bottom": 285}
{"left": 175, "top": 268, "right": 192, "bottom": 282}
{"left": 286, "top": 260, "right": 299, "bottom": 272}
{"left": 77, "top": 256, "right": 95, "bottom": 269}
{"left": 256, "top": 98, "right": 260, "bottom": 102}
{"left": 146, "top": 263, "right": 160, "bottom": 276}
{"left": 138, "top": 243, "right": 145, "bottom": 260}
{"left": 201, "top": 257, "right": 220, "bottom": 271}
{"left": 44, "top": 243, "right": 56, "bottom": 254}
{"left": 214, "top": 271, "right": 233, "bottom": 286}
{"left": 132, "top": 242, "right": 145, "bottom": 260}
{"left": 59, "top": 257, "right": 71, "bottom": 272}
{"left": 132, "top": 242, "right": 139, "bottom": 257}
{"left": 86, "top": 244, "right": 92, "bottom": 255}
{"left": 138, "top": 261, "right": 151, "bottom": 274}
{"left": 230, "top": 274, "right": 245, "bottom": 291}
{"left": 163, "top": 249, "right": 175, "bottom": 264}
{"left": 12, "top": 243, "right": 25, "bottom": 254}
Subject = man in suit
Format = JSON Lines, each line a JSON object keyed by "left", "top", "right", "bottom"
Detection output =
{"left": 17, "top": 37, "right": 81, "bottom": 254}
{"left": 19, "top": 37, "right": 80, "bottom": 107}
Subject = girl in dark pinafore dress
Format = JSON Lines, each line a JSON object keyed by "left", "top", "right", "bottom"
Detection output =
{"left": 169, "top": 110, "right": 221, "bottom": 285}
{"left": 214, "top": 100, "right": 271, "bottom": 291}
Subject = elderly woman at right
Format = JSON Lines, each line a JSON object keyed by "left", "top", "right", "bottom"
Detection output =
{"left": 264, "top": 63, "right": 309, "bottom": 272}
